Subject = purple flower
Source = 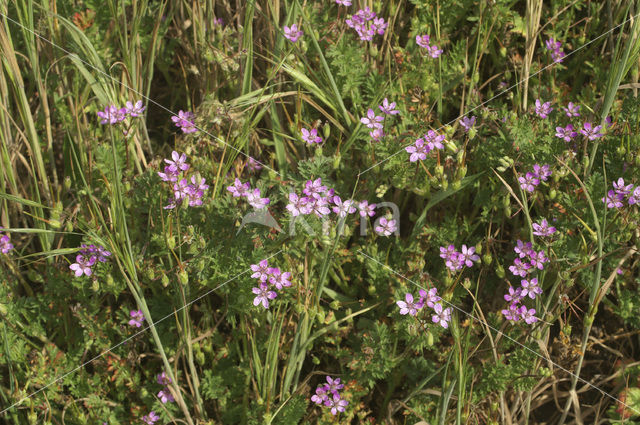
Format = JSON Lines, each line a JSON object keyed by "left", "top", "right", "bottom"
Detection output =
{"left": 246, "top": 157, "right": 263, "bottom": 173}
{"left": 509, "top": 258, "right": 530, "bottom": 277}
{"left": 459, "top": 116, "right": 476, "bottom": 133}
{"left": 142, "top": 411, "right": 160, "bottom": 425}
{"left": 504, "top": 286, "right": 523, "bottom": 304}
{"left": 379, "top": 98, "right": 399, "bottom": 115}
{"left": 613, "top": 178, "right": 633, "bottom": 196}
{"left": 157, "top": 372, "right": 172, "bottom": 386}
{"left": 311, "top": 386, "right": 329, "bottom": 404}
{"left": 335, "top": 0, "right": 352, "bottom": 5}
{"left": 301, "top": 127, "right": 323, "bottom": 144}
{"left": 423, "top": 130, "right": 446, "bottom": 150}
{"left": 97, "top": 105, "right": 127, "bottom": 124}
{"left": 629, "top": 186, "right": 640, "bottom": 205}
{"left": 252, "top": 283, "right": 277, "bottom": 309}
{"left": 419, "top": 288, "right": 441, "bottom": 308}
{"left": 518, "top": 172, "right": 540, "bottom": 193}
{"left": 545, "top": 38, "right": 565, "bottom": 63}
{"left": 332, "top": 196, "right": 357, "bottom": 217}
{"left": 69, "top": 254, "right": 96, "bottom": 277}
{"left": 440, "top": 245, "right": 457, "bottom": 259}
{"left": 445, "top": 252, "right": 464, "bottom": 272}
{"left": 374, "top": 217, "right": 397, "bottom": 236}
{"left": 227, "top": 178, "right": 250, "bottom": 197}
{"left": 532, "top": 164, "right": 551, "bottom": 181}
{"left": 173, "top": 179, "right": 191, "bottom": 200}
{"left": 0, "top": 233, "right": 13, "bottom": 254}
{"left": 308, "top": 197, "right": 332, "bottom": 217}
{"left": 303, "top": 178, "right": 328, "bottom": 198}
{"left": 165, "top": 151, "right": 189, "bottom": 172}
{"left": 269, "top": 269, "right": 292, "bottom": 290}
{"left": 532, "top": 218, "right": 556, "bottom": 237}
{"left": 562, "top": 102, "right": 580, "bottom": 117}
{"left": 171, "top": 110, "right": 197, "bottom": 133}
{"left": 283, "top": 24, "right": 303, "bottom": 42}
{"left": 432, "top": 303, "right": 452, "bottom": 328}
{"left": 357, "top": 200, "right": 376, "bottom": 217}
{"left": 128, "top": 310, "right": 145, "bottom": 327}
{"left": 326, "top": 376, "right": 344, "bottom": 393}
{"left": 460, "top": 244, "right": 480, "bottom": 267}
{"left": 158, "top": 165, "right": 180, "bottom": 182}
{"left": 501, "top": 304, "right": 520, "bottom": 321}
{"left": 520, "top": 278, "right": 542, "bottom": 300}
{"left": 534, "top": 99, "right": 553, "bottom": 118}
{"left": 426, "top": 44, "right": 443, "bottom": 58}
{"left": 545, "top": 38, "right": 562, "bottom": 51}
{"left": 397, "top": 293, "right": 420, "bottom": 316}
{"left": 405, "top": 138, "right": 432, "bottom": 162}
{"left": 520, "top": 307, "right": 538, "bottom": 324}
{"left": 360, "top": 108, "right": 384, "bottom": 129}
{"left": 555, "top": 124, "right": 577, "bottom": 142}
{"left": 415, "top": 34, "right": 430, "bottom": 48}
{"left": 286, "top": 193, "right": 310, "bottom": 216}
{"left": 580, "top": 122, "right": 603, "bottom": 140}
{"left": 157, "top": 389, "right": 174, "bottom": 404}
{"left": 324, "top": 393, "right": 349, "bottom": 415}
{"left": 514, "top": 240, "right": 533, "bottom": 258}
{"left": 602, "top": 190, "right": 624, "bottom": 208}
{"left": 371, "top": 17, "right": 387, "bottom": 35}
{"left": 246, "top": 188, "right": 270, "bottom": 210}
{"left": 369, "top": 128, "right": 385, "bottom": 141}
{"left": 528, "top": 250, "right": 548, "bottom": 270}
{"left": 251, "top": 259, "right": 271, "bottom": 281}
{"left": 125, "top": 100, "right": 145, "bottom": 117}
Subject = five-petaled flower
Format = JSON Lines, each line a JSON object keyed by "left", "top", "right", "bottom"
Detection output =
{"left": 432, "top": 303, "right": 452, "bottom": 328}
{"left": 360, "top": 108, "right": 384, "bottom": 129}
{"left": 396, "top": 293, "right": 421, "bottom": 316}
{"left": 534, "top": 99, "right": 553, "bottom": 118}
{"left": 69, "top": 254, "right": 97, "bottom": 277}
{"left": 252, "top": 283, "right": 277, "bottom": 309}
{"left": 375, "top": 217, "right": 397, "bottom": 236}
{"left": 284, "top": 24, "right": 303, "bottom": 42}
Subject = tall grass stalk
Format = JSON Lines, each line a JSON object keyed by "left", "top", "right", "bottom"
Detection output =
{"left": 522, "top": 0, "right": 543, "bottom": 111}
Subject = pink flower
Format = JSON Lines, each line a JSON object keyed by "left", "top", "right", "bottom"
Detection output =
{"left": 357, "top": 200, "right": 376, "bottom": 217}
{"left": 335, "top": 0, "right": 352, "bottom": 5}
{"left": 157, "top": 389, "right": 174, "bottom": 404}
{"left": 69, "top": 254, "right": 96, "bottom": 277}
{"left": 379, "top": 98, "right": 399, "bottom": 115}
{"left": 125, "top": 100, "right": 145, "bottom": 117}
{"left": 360, "top": 108, "right": 384, "bottom": 129}
{"left": 405, "top": 138, "right": 431, "bottom": 162}
{"left": 252, "top": 283, "right": 277, "bottom": 309}
{"left": 283, "top": 24, "right": 303, "bottom": 42}
{"left": 128, "top": 310, "right": 145, "bottom": 327}
{"left": 415, "top": 34, "right": 430, "bottom": 48}
{"left": 227, "top": 178, "right": 250, "bottom": 197}
{"left": 142, "top": 411, "right": 160, "bottom": 424}
{"left": 432, "top": 303, "right": 452, "bottom": 328}
{"left": 301, "top": 127, "right": 323, "bottom": 144}
{"left": 397, "top": 293, "right": 420, "bottom": 316}
{"left": 374, "top": 217, "right": 397, "bottom": 236}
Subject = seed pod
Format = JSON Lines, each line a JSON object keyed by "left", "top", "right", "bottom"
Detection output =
{"left": 482, "top": 253, "right": 492, "bottom": 265}
{"left": 178, "top": 270, "right": 189, "bottom": 285}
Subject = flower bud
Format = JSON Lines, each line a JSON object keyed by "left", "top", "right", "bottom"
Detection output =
{"left": 332, "top": 154, "right": 341, "bottom": 169}
{"left": 64, "top": 175, "right": 72, "bottom": 190}
{"left": 162, "top": 274, "right": 170, "bottom": 287}
{"left": 92, "top": 279, "right": 100, "bottom": 292}
{"left": 549, "top": 189, "right": 557, "bottom": 200}
{"left": 178, "top": 270, "right": 189, "bottom": 285}
{"left": 167, "top": 236, "right": 176, "bottom": 250}
{"left": 323, "top": 123, "right": 330, "bottom": 140}
{"left": 482, "top": 253, "right": 492, "bottom": 265}
{"left": 496, "top": 264, "right": 505, "bottom": 279}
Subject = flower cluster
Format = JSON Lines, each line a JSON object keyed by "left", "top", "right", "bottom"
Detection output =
{"left": 69, "top": 244, "right": 111, "bottom": 277}
{"left": 97, "top": 100, "right": 145, "bottom": 125}
{"left": 501, "top": 240, "right": 544, "bottom": 324}
{"left": 545, "top": 37, "right": 565, "bottom": 63}
{"left": 508, "top": 240, "right": 548, "bottom": 277}
{"left": 415, "top": 34, "right": 443, "bottom": 58}
{"left": 0, "top": 228, "right": 13, "bottom": 254}
{"left": 602, "top": 177, "right": 640, "bottom": 208}
{"left": 284, "top": 24, "right": 303, "bottom": 42}
{"left": 518, "top": 164, "right": 551, "bottom": 193}
{"left": 227, "top": 178, "right": 270, "bottom": 210}
{"left": 345, "top": 7, "right": 387, "bottom": 41}
{"left": 311, "top": 376, "right": 349, "bottom": 415}
{"left": 250, "top": 259, "right": 293, "bottom": 309}
{"left": 128, "top": 310, "right": 145, "bottom": 327}
{"left": 171, "top": 110, "right": 197, "bottom": 133}
{"left": 361, "top": 98, "right": 399, "bottom": 141}
{"left": 156, "top": 371, "right": 175, "bottom": 404}
{"left": 439, "top": 244, "right": 480, "bottom": 272}
{"left": 405, "top": 130, "right": 446, "bottom": 162}
{"left": 158, "top": 151, "right": 209, "bottom": 209}
{"left": 396, "top": 288, "right": 451, "bottom": 328}
{"left": 554, "top": 102, "right": 606, "bottom": 143}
